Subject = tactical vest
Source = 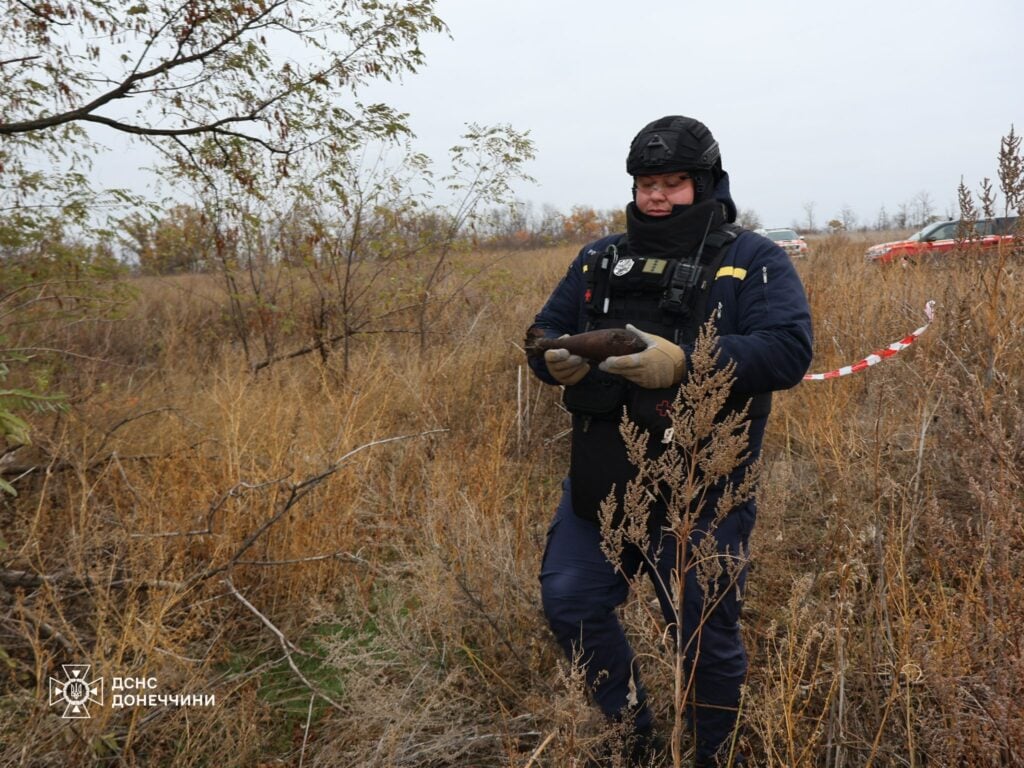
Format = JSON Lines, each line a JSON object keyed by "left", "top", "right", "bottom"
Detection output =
{"left": 564, "top": 224, "right": 771, "bottom": 523}
{"left": 582, "top": 223, "right": 742, "bottom": 341}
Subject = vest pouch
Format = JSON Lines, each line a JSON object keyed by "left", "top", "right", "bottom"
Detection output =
{"left": 568, "top": 385, "right": 678, "bottom": 525}
{"left": 568, "top": 417, "right": 634, "bottom": 523}
{"left": 562, "top": 372, "right": 628, "bottom": 419}
{"left": 626, "top": 385, "right": 679, "bottom": 438}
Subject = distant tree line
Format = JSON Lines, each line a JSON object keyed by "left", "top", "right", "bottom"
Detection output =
{"left": 30, "top": 185, "right": 978, "bottom": 279}
{"left": 794, "top": 190, "right": 954, "bottom": 235}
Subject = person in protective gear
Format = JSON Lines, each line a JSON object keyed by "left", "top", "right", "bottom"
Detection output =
{"left": 526, "top": 115, "right": 813, "bottom": 766}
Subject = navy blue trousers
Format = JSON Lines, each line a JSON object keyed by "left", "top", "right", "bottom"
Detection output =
{"left": 540, "top": 479, "right": 752, "bottom": 761}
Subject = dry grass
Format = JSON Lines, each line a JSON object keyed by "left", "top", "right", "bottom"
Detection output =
{"left": 1, "top": 237, "right": 1022, "bottom": 766}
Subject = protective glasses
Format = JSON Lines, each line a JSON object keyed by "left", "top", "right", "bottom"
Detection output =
{"left": 634, "top": 174, "right": 693, "bottom": 193}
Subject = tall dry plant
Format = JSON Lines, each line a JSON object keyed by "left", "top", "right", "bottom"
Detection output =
{"left": 597, "top": 320, "right": 759, "bottom": 768}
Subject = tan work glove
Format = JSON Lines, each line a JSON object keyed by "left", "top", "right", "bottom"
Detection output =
{"left": 544, "top": 336, "right": 590, "bottom": 386}
{"left": 599, "top": 324, "right": 685, "bottom": 389}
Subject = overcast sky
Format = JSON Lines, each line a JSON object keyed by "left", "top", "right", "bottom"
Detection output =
{"left": 354, "top": 0, "right": 1023, "bottom": 230}
{"left": 88, "top": 0, "right": 1023, "bottom": 231}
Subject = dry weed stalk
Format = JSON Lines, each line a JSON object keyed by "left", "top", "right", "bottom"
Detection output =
{"left": 596, "top": 320, "right": 759, "bottom": 768}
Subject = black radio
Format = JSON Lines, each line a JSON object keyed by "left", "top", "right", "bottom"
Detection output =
{"left": 659, "top": 258, "right": 705, "bottom": 316}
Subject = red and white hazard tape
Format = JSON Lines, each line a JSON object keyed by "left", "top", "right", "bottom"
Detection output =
{"left": 803, "top": 300, "right": 936, "bottom": 381}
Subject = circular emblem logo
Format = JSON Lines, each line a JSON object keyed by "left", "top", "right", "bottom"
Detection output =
{"left": 65, "top": 680, "right": 89, "bottom": 706}
{"left": 612, "top": 258, "right": 634, "bottom": 277}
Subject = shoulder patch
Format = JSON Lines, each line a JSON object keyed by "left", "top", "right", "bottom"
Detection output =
{"left": 716, "top": 266, "right": 747, "bottom": 280}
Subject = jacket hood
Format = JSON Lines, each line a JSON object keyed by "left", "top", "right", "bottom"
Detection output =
{"left": 713, "top": 170, "right": 738, "bottom": 223}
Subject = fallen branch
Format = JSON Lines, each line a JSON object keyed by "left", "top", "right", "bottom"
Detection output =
{"left": 0, "top": 567, "right": 183, "bottom": 592}
{"left": 131, "top": 475, "right": 289, "bottom": 539}
{"left": 0, "top": 568, "right": 82, "bottom": 588}
{"left": 298, "top": 693, "right": 316, "bottom": 768}
{"left": 236, "top": 549, "right": 373, "bottom": 568}
{"left": 0, "top": 438, "right": 214, "bottom": 479}
{"left": 223, "top": 578, "right": 344, "bottom": 712}
{"left": 523, "top": 731, "right": 557, "bottom": 768}
{"left": 8, "top": 604, "right": 75, "bottom": 653}
{"left": 193, "top": 429, "right": 447, "bottom": 584}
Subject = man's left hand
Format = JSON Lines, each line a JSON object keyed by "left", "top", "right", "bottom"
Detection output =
{"left": 599, "top": 324, "right": 685, "bottom": 389}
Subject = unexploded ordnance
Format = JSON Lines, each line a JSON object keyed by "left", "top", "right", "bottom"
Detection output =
{"left": 525, "top": 327, "right": 646, "bottom": 363}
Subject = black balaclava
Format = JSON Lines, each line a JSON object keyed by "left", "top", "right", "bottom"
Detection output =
{"left": 625, "top": 199, "right": 726, "bottom": 260}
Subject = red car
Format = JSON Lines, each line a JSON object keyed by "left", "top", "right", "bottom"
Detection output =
{"left": 865, "top": 216, "right": 1020, "bottom": 264}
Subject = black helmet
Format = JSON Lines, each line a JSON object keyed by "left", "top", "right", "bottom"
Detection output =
{"left": 626, "top": 115, "right": 722, "bottom": 178}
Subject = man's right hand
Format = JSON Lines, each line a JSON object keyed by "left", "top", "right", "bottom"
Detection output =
{"left": 544, "top": 342, "right": 590, "bottom": 386}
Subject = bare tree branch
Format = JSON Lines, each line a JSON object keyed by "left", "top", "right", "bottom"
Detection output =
{"left": 0, "top": 0, "right": 290, "bottom": 136}
{"left": 0, "top": 55, "right": 42, "bottom": 67}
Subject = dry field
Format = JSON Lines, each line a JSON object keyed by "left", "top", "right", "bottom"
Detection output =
{"left": 1, "top": 234, "right": 1022, "bottom": 766}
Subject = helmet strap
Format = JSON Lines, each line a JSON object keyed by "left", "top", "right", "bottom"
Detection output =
{"left": 690, "top": 170, "right": 714, "bottom": 202}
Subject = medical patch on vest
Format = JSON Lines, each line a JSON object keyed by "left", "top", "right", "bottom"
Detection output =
{"left": 612, "top": 258, "right": 634, "bottom": 277}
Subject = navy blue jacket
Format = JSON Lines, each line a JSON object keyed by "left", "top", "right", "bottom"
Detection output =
{"left": 528, "top": 177, "right": 813, "bottom": 520}
{"left": 529, "top": 230, "right": 812, "bottom": 393}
